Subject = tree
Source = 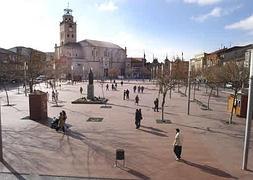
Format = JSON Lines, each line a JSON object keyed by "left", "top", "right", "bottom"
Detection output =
{"left": 222, "top": 61, "right": 249, "bottom": 124}
{"left": 203, "top": 65, "right": 224, "bottom": 109}
{"left": 157, "top": 69, "right": 176, "bottom": 121}
{"left": 171, "top": 60, "right": 189, "bottom": 94}
{"left": 108, "top": 68, "right": 120, "bottom": 80}
{"left": 25, "top": 48, "right": 46, "bottom": 93}
{"left": 0, "top": 53, "right": 23, "bottom": 105}
{"left": 140, "top": 67, "right": 151, "bottom": 80}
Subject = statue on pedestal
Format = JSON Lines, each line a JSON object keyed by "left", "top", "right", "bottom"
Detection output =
{"left": 89, "top": 68, "right": 93, "bottom": 85}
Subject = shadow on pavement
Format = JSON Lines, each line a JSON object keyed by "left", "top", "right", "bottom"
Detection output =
{"left": 180, "top": 159, "right": 238, "bottom": 179}
{"left": 108, "top": 103, "right": 136, "bottom": 110}
{"left": 1, "top": 159, "right": 26, "bottom": 180}
{"left": 138, "top": 128, "right": 168, "bottom": 137}
{"left": 141, "top": 125, "right": 167, "bottom": 133}
{"left": 172, "top": 122, "right": 245, "bottom": 139}
{"left": 118, "top": 166, "right": 150, "bottom": 180}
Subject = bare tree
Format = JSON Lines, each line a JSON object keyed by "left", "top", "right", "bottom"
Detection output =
{"left": 0, "top": 54, "right": 23, "bottom": 105}
{"left": 25, "top": 49, "right": 46, "bottom": 93}
{"left": 157, "top": 70, "right": 176, "bottom": 121}
{"left": 203, "top": 65, "right": 223, "bottom": 110}
{"left": 108, "top": 68, "right": 120, "bottom": 80}
{"left": 171, "top": 60, "right": 189, "bottom": 94}
{"left": 222, "top": 61, "right": 249, "bottom": 124}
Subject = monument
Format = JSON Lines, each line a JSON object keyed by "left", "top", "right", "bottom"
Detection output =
{"left": 87, "top": 68, "right": 94, "bottom": 100}
{"left": 72, "top": 68, "right": 108, "bottom": 104}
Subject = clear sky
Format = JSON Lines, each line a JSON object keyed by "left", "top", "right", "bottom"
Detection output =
{"left": 0, "top": 0, "right": 253, "bottom": 62}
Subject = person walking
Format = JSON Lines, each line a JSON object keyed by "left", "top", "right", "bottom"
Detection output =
{"left": 141, "top": 86, "right": 144, "bottom": 93}
{"left": 106, "top": 84, "right": 109, "bottom": 91}
{"left": 154, "top": 98, "right": 159, "bottom": 112}
{"left": 52, "top": 90, "right": 55, "bottom": 102}
{"left": 137, "top": 108, "right": 142, "bottom": 128}
{"left": 126, "top": 89, "right": 129, "bottom": 100}
{"left": 80, "top": 87, "right": 83, "bottom": 94}
{"left": 123, "top": 90, "right": 126, "bottom": 100}
{"left": 135, "top": 95, "right": 139, "bottom": 105}
{"left": 137, "top": 86, "right": 141, "bottom": 93}
{"left": 135, "top": 109, "right": 140, "bottom": 129}
{"left": 133, "top": 86, "right": 137, "bottom": 93}
{"left": 173, "top": 128, "right": 183, "bottom": 161}
{"left": 55, "top": 90, "right": 59, "bottom": 102}
{"left": 57, "top": 110, "right": 67, "bottom": 133}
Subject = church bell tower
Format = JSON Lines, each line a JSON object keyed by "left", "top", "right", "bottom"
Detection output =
{"left": 60, "top": 6, "right": 77, "bottom": 45}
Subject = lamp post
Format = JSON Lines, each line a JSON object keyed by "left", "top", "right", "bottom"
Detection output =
{"left": 187, "top": 59, "right": 191, "bottom": 115}
{"left": 71, "top": 64, "right": 74, "bottom": 84}
{"left": 0, "top": 98, "right": 3, "bottom": 161}
{"left": 242, "top": 49, "right": 253, "bottom": 170}
{"left": 169, "top": 62, "right": 172, "bottom": 99}
{"left": 82, "top": 65, "right": 85, "bottom": 82}
{"left": 53, "top": 62, "right": 56, "bottom": 89}
{"left": 24, "top": 62, "right": 28, "bottom": 96}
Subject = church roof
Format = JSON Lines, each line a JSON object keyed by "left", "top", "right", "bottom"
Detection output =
{"left": 64, "top": 42, "right": 82, "bottom": 48}
{"left": 0, "top": 47, "right": 16, "bottom": 54}
{"left": 80, "top": 39, "right": 123, "bottom": 49}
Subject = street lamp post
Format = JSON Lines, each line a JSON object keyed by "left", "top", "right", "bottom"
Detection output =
{"left": 0, "top": 98, "right": 3, "bottom": 161}
{"left": 71, "top": 65, "right": 74, "bottom": 84}
{"left": 169, "top": 62, "right": 172, "bottom": 99}
{"left": 242, "top": 49, "right": 253, "bottom": 170}
{"left": 53, "top": 62, "right": 56, "bottom": 89}
{"left": 82, "top": 65, "right": 85, "bottom": 82}
{"left": 24, "top": 62, "right": 28, "bottom": 96}
{"left": 187, "top": 60, "right": 191, "bottom": 115}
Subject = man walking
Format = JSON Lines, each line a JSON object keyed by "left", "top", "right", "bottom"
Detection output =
{"left": 135, "top": 95, "right": 139, "bottom": 105}
{"left": 173, "top": 128, "right": 183, "bottom": 161}
{"left": 135, "top": 109, "right": 142, "bottom": 129}
{"left": 154, "top": 98, "right": 159, "bottom": 112}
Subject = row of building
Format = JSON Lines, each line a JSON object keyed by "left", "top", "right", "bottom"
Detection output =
{"left": 1, "top": 7, "right": 252, "bottom": 82}
{"left": 0, "top": 7, "right": 150, "bottom": 81}
{"left": 190, "top": 44, "right": 253, "bottom": 72}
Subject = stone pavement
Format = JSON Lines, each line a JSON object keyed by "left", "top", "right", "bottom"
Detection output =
{"left": 0, "top": 80, "right": 253, "bottom": 179}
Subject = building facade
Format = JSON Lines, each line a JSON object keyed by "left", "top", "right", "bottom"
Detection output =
{"left": 54, "top": 8, "right": 127, "bottom": 80}
{"left": 191, "top": 53, "right": 207, "bottom": 72}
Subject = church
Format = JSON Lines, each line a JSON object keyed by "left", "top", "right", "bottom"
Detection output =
{"left": 54, "top": 7, "right": 128, "bottom": 80}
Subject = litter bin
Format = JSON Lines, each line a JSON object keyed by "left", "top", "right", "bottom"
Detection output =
{"left": 115, "top": 149, "right": 125, "bottom": 167}
{"left": 29, "top": 90, "right": 48, "bottom": 121}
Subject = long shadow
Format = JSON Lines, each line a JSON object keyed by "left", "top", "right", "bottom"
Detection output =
{"left": 172, "top": 122, "right": 249, "bottom": 140}
{"left": 138, "top": 128, "right": 168, "bottom": 137}
{"left": 21, "top": 116, "right": 72, "bottom": 130}
{"left": 141, "top": 125, "right": 167, "bottom": 133}
{"left": 1, "top": 159, "right": 26, "bottom": 180}
{"left": 118, "top": 166, "right": 150, "bottom": 180}
{"left": 108, "top": 103, "right": 136, "bottom": 110}
{"left": 180, "top": 159, "right": 238, "bottom": 179}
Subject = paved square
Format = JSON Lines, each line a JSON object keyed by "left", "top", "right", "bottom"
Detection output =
{"left": 0, "top": 80, "right": 253, "bottom": 179}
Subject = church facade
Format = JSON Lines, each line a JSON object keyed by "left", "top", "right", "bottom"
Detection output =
{"left": 54, "top": 8, "right": 127, "bottom": 80}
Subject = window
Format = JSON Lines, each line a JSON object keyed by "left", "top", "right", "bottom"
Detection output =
{"left": 69, "top": 24, "right": 72, "bottom": 28}
{"left": 67, "top": 34, "right": 69, "bottom": 37}
{"left": 72, "top": 34, "right": 74, "bottom": 38}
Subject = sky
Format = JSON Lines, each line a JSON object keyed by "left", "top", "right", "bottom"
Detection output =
{"left": 0, "top": 0, "right": 253, "bottom": 62}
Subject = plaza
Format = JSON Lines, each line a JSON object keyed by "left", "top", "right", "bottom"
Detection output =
{"left": 0, "top": 81, "right": 253, "bottom": 179}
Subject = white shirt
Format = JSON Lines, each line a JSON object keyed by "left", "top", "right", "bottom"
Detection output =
{"left": 173, "top": 132, "right": 183, "bottom": 146}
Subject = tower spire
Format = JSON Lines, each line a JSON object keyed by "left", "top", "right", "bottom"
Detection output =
{"left": 64, "top": 2, "right": 72, "bottom": 15}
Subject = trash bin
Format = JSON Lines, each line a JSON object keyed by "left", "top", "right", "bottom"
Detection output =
{"left": 115, "top": 149, "right": 125, "bottom": 167}
{"left": 29, "top": 90, "right": 48, "bottom": 121}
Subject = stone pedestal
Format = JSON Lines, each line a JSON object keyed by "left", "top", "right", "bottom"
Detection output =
{"left": 29, "top": 90, "right": 48, "bottom": 121}
{"left": 87, "top": 84, "right": 94, "bottom": 100}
